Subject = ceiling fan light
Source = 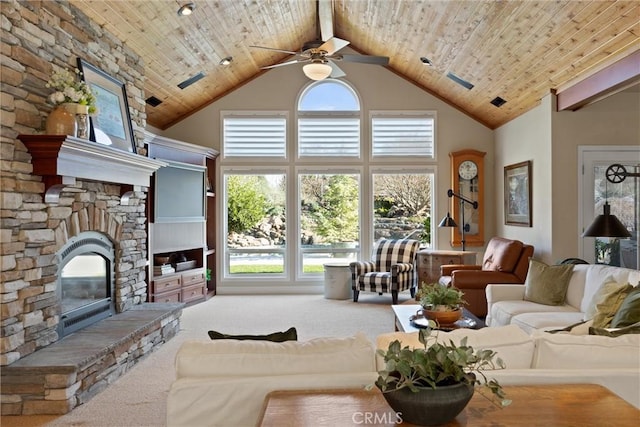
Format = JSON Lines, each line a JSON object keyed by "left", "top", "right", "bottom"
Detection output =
{"left": 302, "top": 63, "right": 332, "bottom": 80}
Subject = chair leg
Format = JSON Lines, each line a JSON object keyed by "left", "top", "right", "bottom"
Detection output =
{"left": 353, "top": 289, "right": 359, "bottom": 302}
{"left": 392, "top": 290, "right": 398, "bottom": 304}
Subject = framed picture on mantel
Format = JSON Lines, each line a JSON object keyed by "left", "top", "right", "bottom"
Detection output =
{"left": 77, "top": 58, "right": 136, "bottom": 153}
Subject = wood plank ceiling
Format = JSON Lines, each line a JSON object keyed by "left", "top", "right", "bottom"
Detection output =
{"left": 70, "top": 0, "right": 640, "bottom": 130}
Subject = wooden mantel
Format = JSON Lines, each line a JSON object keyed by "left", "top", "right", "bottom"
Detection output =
{"left": 18, "top": 135, "right": 167, "bottom": 204}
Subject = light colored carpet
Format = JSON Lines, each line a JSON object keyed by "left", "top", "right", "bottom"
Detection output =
{"left": 2, "top": 293, "right": 411, "bottom": 427}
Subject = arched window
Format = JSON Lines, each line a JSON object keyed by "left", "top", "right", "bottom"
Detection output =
{"left": 297, "top": 79, "right": 361, "bottom": 157}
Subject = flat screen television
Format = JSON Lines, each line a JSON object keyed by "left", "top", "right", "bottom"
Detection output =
{"left": 154, "top": 160, "right": 206, "bottom": 223}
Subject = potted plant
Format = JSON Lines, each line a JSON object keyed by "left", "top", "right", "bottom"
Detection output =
{"left": 417, "top": 282, "right": 467, "bottom": 324}
{"left": 375, "top": 326, "right": 511, "bottom": 426}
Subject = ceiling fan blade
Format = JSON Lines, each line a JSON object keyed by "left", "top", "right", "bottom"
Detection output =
{"left": 338, "top": 54, "right": 390, "bottom": 65}
{"left": 328, "top": 61, "right": 346, "bottom": 78}
{"left": 260, "top": 59, "right": 307, "bottom": 70}
{"left": 319, "top": 37, "right": 350, "bottom": 55}
{"left": 250, "top": 45, "right": 298, "bottom": 55}
{"left": 318, "top": 0, "right": 334, "bottom": 41}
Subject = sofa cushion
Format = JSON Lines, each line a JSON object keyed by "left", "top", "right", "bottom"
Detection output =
{"left": 207, "top": 327, "right": 297, "bottom": 342}
{"left": 482, "top": 238, "right": 523, "bottom": 272}
{"left": 523, "top": 260, "right": 573, "bottom": 306}
{"left": 611, "top": 286, "right": 640, "bottom": 328}
{"left": 531, "top": 331, "right": 640, "bottom": 369}
{"left": 376, "top": 325, "right": 534, "bottom": 369}
{"left": 175, "top": 332, "right": 375, "bottom": 379}
{"left": 510, "top": 311, "right": 584, "bottom": 335}
{"left": 587, "top": 279, "right": 633, "bottom": 328}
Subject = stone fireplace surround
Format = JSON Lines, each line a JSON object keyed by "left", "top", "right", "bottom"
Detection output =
{"left": 0, "top": 136, "right": 182, "bottom": 415}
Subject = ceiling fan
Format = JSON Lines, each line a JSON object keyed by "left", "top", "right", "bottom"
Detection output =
{"left": 250, "top": 0, "right": 389, "bottom": 81}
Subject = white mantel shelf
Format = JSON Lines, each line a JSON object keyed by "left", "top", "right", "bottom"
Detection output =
{"left": 18, "top": 134, "right": 167, "bottom": 204}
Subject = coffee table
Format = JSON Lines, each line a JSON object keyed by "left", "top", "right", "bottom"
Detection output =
{"left": 392, "top": 304, "right": 484, "bottom": 332}
{"left": 258, "top": 384, "right": 640, "bottom": 426}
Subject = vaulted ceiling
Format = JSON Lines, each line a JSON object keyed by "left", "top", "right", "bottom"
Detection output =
{"left": 70, "top": 0, "right": 639, "bottom": 130}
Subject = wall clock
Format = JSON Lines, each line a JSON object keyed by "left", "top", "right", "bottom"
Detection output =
{"left": 449, "top": 149, "right": 485, "bottom": 248}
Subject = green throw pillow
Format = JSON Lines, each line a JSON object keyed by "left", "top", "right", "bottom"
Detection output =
{"left": 589, "top": 321, "right": 640, "bottom": 337}
{"left": 207, "top": 327, "right": 297, "bottom": 342}
{"left": 590, "top": 280, "right": 633, "bottom": 328}
{"left": 523, "top": 259, "right": 574, "bottom": 306}
{"left": 610, "top": 285, "right": 640, "bottom": 328}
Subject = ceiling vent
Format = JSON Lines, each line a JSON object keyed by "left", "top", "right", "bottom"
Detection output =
{"left": 491, "top": 96, "right": 507, "bottom": 107}
{"left": 446, "top": 72, "right": 474, "bottom": 90}
{"left": 145, "top": 96, "right": 163, "bottom": 107}
{"left": 177, "top": 72, "right": 206, "bottom": 90}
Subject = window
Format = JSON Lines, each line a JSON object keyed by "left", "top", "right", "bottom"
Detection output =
{"left": 219, "top": 80, "right": 437, "bottom": 288}
{"left": 371, "top": 113, "right": 435, "bottom": 158}
{"left": 298, "top": 80, "right": 360, "bottom": 157}
{"left": 372, "top": 171, "right": 434, "bottom": 245}
{"left": 299, "top": 172, "right": 360, "bottom": 276}
{"left": 223, "top": 114, "right": 287, "bottom": 158}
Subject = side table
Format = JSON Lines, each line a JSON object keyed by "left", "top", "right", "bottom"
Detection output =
{"left": 417, "top": 249, "right": 476, "bottom": 286}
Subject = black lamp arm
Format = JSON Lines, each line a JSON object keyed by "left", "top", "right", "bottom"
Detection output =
{"left": 447, "top": 189, "right": 479, "bottom": 209}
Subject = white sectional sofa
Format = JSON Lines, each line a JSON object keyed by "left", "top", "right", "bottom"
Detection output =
{"left": 486, "top": 264, "right": 640, "bottom": 333}
{"left": 167, "top": 324, "right": 640, "bottom": 426}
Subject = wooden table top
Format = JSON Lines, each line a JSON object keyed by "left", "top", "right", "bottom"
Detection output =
{"left": 258, "top": 384, "right": 639, "bottom": 426}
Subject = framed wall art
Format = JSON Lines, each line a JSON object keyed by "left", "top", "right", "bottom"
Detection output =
{"left": 77, "top": 58, "right": 136, "bottom": 153}
{"left": 504, "top": 160, "right": 532, "bottom": 226}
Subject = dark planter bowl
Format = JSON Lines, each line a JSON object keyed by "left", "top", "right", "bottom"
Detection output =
{"left": 379, "top": 382, "right": 474, "bottom": 426}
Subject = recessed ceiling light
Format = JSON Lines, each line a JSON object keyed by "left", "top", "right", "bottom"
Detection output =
{"left": 177, "top": 2, "right": 195, "bottom": 16}
{"left": 219, "top": 56, "right": 233, "bottom": 66}
{"left": 420, "top": 57, "right": 433, "bottom": 66}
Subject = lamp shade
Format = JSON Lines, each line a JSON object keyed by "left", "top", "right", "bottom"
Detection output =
{"left": 302, "top": 63, "right": 332, "bottom": 80}
{"left": 438, "top": 212, "right": 457, "bottom": 228}
{"left": 582, "top": 202, "right": 631, "bottom": 238}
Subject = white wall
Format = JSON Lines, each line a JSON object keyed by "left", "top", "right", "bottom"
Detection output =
{"left": 494, "top": 93, "right": 553, "bottom": 261}
{"left": 495, "top": 89, "right": 640, "bottom": 264}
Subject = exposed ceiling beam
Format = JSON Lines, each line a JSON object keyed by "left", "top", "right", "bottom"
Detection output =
{"left": 557, "top": 49, "right": 640, "bottom": 111}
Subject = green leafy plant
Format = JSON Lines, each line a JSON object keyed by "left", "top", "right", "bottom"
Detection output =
{"left": 226, "top": 175, "right": 269, "bottom": 234}
{"left": 417, "top": 283, "right": 467, "bottom": 310}
{"left": 375, "top": 327, "right": 511, "bottom": 407}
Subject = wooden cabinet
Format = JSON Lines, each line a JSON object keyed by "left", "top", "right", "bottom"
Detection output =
{"left": 417, "top": 250, "right": 477, "bottom": 286}
{"left": 151, "top": 268, "right": 206, "bottom": 303}
{"left": 144, "top": 131, "right": 219, "bottom": 305}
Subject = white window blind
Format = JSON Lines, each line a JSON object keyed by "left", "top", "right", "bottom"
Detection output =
{"left": 298, "top": 118, "right": 360, "bottom": 157}
{"left": 372, "top": 116, "right": 435, "bottom": 157}
{"left": 223, "top": 116, "right": 286, "bottom": 158}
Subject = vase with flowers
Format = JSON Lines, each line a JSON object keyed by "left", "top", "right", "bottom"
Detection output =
{"left": 46, "top": 68, "right": 97, "bottom": 138}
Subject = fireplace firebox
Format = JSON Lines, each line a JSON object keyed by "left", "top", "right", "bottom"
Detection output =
{"left": 56, "top": 231, "right": 116, "bottom": 337}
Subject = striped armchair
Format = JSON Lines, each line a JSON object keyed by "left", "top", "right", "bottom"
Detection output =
{"left": 350, "top": 239, "right": 420, "bottom": 304}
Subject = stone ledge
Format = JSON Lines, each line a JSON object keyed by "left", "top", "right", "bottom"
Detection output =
{"left": 0, "top": 303, "right": 183, "bottom": 415}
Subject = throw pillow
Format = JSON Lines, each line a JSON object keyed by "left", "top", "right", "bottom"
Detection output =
{"left": 207, "top": 326, "right": 297, "bottom": 342}
{"left": 590, "top": 281, "right": 633, "bottom": 328}
{"left": 523, "top": 259, "right": 574, "bottom": 306}
{"left": 610, "top": 285, "right": 640, "bottom": 328}
{"left": 589, "top": 321, "right": 640, "bottom": 337}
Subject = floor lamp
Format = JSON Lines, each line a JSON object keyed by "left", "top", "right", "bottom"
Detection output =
{"left": 439, "top": 189, "right": 478, "bottom": 251}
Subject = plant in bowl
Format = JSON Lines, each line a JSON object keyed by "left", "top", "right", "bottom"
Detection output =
{"left": 375, "top": 326, "right": 511, "bottom": 426}
{"left": 417, "top": 282, "right": 467, "bottom": 325}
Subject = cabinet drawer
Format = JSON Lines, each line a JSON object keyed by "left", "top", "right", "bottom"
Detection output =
{"left": 152, "top": 275, "right": 181, "bottom": 293}
{"left": 151, "top": 290, "right": 181, "bottom": 303}
{"left": 181, "top": 282, "right": 205, "bottom": 303}
{"left": 182, "top": 269, "right": 205, "bottom": 286}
